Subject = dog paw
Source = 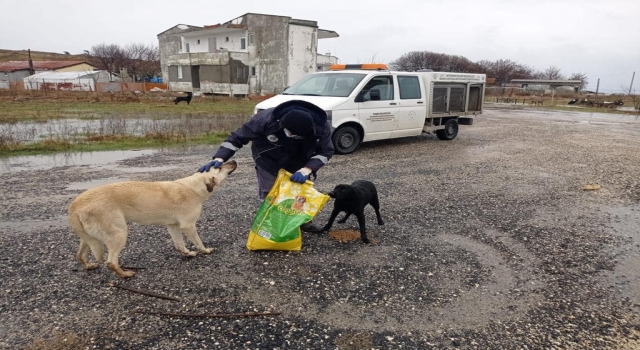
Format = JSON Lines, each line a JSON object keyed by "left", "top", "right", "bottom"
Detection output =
{"left": 84, "top": 263, "right": 100, "bottom": 270}
{"left": 199, "top": 247, "right": 213, "bottom": 254}
{"left": 377, "top": 221, "right": 385, "bottom": 226}
{"left": 362, "top": 238, "right": 371, "bottom": 244}
{"left": 119, "top": 270, "right": 136, "bottom": 278}
{"left": 181, "top": 250, "right": 197, "bottom": 257}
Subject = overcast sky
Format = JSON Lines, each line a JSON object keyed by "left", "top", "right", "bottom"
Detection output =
{"left": 1, "top": 0, "right": 638, "bottom": 92}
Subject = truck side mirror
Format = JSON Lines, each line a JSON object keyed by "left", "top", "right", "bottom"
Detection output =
{"left": 370, "top": 88, "right": 381, "bottom": 101}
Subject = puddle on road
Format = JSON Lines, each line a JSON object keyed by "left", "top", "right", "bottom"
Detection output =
{"left": 0, "top": 215, "right": 67, "bottom": 233}
{"left": 0, "top": 149, "right": 157, "bottom": 174}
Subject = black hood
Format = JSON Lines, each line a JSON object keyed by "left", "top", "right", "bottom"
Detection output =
{"left": 272, "top": 100, "right": 327, "bottom": 126}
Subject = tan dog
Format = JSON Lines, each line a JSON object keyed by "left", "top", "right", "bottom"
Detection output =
{"left": 68, "top": 160, "right": 237, "bottom": 278}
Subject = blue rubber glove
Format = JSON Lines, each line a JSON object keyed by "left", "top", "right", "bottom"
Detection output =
{"left": 290, "top": 168, "right": 312, "bottom": 183}
{"left": 198, "top": 158, "right": 223, "bottom": 173}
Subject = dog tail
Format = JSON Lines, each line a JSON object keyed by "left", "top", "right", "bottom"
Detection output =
{"left": 69, "top": 206, "right": 104, "bottom": 264}
{"left": 68, "top": 207, "right": 86, "bottom": 238}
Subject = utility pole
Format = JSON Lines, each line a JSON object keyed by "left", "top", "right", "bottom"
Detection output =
{"left": 629, "top": 71, "right": 635, "bottom": 95}
{"left": 27, "top": 49, "right": 35, "bottom": 75}
{"left": 595, "top": 78, "right": 600, "bottom": 101}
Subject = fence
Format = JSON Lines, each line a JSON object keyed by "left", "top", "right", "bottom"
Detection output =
{"left": 95, "top": 82, "right": 168, "bottom": 92}
{"left": 24, "top": 79, "right": 94, "bottom": 91}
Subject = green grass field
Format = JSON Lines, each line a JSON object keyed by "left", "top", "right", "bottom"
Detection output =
{"left": 0, "top": 92, "right": 257, "bottom": 122}
{"left": 0, "top": 91, "right": 257, "bottom": 156}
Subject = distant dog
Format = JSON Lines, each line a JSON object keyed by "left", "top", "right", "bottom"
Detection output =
{"left": 68, "top": 160, "right": 237, "bottom": 278}
{"left": 174, "top": 92, "right": 193, "bottom": 105}
{"left": 310, "top": 180, "right": 384, "bottom": 243}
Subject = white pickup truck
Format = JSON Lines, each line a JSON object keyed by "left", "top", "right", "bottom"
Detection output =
{"left": 254, "top": 64, "right": 486, "bottom": 154}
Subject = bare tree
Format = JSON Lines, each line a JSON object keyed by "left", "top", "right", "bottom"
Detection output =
{"left": 476, "top": 59, "right": 535, "bottom": 85}
{"left": 568, "top": 72, "right": 589, "bottom": 90}
{"left": 89, "top": 43, "right": 125, "bottom": 80}
{"left": 123, "top": 43, "right": 147, "bottom": 81}
{"left": 88, "top": 43, "right": 160, "bottom": 82}
{"left": 389, "top": 51, "right": 481, "bottom": 73}
{"left": 541, "top": 65, "right": 565, "bottom": 80}
{"left": 121, "top": 43, "right": 160, "bottom": 81}
{"left": 137, "top": 45, "right": 161, "bottom": 80}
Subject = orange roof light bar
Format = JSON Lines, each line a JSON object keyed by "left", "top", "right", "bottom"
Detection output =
{"left": 329, "top": 64, "right": 388, "bottom": 71}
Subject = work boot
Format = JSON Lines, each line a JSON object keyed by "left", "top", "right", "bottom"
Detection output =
{"left": 300, "top": 221, "right": 323, "bottom": 233}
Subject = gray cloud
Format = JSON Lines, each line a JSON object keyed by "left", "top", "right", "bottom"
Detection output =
{"left": 1, "top": 0, "right": 637, "bottom": 92}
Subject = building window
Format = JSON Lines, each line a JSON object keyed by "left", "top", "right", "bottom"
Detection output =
{"left": 248, "top": 33, "right": 255, "bottom": 45}
{"left": 185, "top": 43, "right": 190, "bottom": 53}
{"left": 236, "top": 67, "right": 249, "bottom": 80}
{"left": 251, "top": 67, "right": 256, "bottom": 76}
{"left": 225, "top": 37, "right": 229, "bottom": 42}
{"left": 240, "top": 38, "right": 246, "bottom": 50}
{"left": 197, "top": 39, "right": 201, "bottom": 44}
{"left": 177, "top": 66, "right": 183, "bottom": 79}
{"left": 179, "top": 40, "right": 183, "bottom": 50}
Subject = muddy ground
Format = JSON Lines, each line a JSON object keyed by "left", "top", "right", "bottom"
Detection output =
{"left": 1, "top": 107, "right": 639, "bottom": 349}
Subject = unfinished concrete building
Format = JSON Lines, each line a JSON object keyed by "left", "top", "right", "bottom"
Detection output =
{"left": 157, "top": 13, "right": 339, "bottom": 95}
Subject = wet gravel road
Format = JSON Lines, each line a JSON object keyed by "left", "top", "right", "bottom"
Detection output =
{"left": 1, "top": 107, "right": 639, "bottom": 349}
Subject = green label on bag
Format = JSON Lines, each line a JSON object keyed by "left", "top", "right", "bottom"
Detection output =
{"left": 251, "top": 196, "right": 312, "bottom": 242}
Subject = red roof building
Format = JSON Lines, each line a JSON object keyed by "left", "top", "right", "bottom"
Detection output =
{"left": 0, "top": 60, "right": 94, "bottom": 72}
{"left": 0, "top": 60, "right": 97, "bottom": 85}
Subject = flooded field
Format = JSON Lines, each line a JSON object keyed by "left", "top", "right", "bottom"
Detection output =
{"left": 0, "top": 114, "right": 247, "bottom": 144}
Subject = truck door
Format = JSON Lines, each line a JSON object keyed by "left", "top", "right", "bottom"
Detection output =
{"left": 394, "top": 75, "right": 426, "bottom": 137}
{"left": 356, "top": 75, "right": 399, "bottom": 141}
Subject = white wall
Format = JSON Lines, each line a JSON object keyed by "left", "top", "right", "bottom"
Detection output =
{"left": 200, "top": 82, "right": 248, "bottom": 96}
{"left": 182, "top": 30, "right": 248, "bottom": 53}
{"left": 287, "top": 24, "right": 317, "bottom": 86}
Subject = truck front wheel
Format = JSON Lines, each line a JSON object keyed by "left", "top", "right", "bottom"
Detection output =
{"left": 436, "top": 119, "right": 459, "bottom": 140}
{"left": 332, "top": 126, "right": 361, "bottom": 154}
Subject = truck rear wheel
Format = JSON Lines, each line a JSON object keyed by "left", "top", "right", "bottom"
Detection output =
{"left": 436, "top": 119, "right": 459, "bottom": 140}
{"left": 332, "top": 126, "right": 361, "bottom": 154}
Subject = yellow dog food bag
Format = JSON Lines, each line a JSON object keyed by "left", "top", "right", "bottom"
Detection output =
{"left": 247, "top": 169, "right": 329, "bottom": 251}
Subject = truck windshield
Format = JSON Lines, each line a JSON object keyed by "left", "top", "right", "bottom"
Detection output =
{"left": 282, "top": 73, "right": 366, "bottom": 97}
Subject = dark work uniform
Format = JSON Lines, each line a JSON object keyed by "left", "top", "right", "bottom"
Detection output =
{"left": 212, "top": 100, "right": 334, "bottom": 199}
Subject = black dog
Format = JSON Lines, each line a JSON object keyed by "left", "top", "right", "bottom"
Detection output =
{"left": 173, "top": 92, "right": 193, "bottom": 105}
{"left": 312, "top": 180, "right": 384, "bottom": 243}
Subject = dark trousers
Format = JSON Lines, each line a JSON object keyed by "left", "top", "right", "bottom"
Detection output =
{"left": 255, "top": 166, "right": 277, "bottom": 200}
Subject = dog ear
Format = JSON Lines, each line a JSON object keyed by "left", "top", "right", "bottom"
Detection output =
{"left": 206, "top": 177, "right": 217, "bottom": 192}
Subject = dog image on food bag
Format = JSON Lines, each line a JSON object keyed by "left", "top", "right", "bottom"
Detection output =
{"left": 308, "top": 180, "right": 384, "bottom": 243}
{"left": 291, "top": 195, "right": 307, "bottom": 211}
{"left": 68, "top": 160, "right": 237, "bottom": 278}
